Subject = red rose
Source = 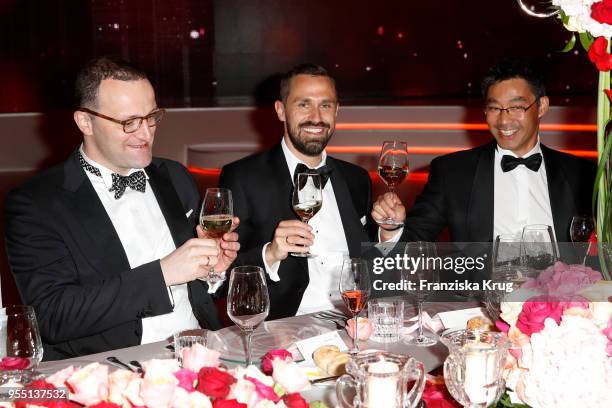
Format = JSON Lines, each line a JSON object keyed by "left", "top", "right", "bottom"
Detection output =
{"left": 588, "top": 230, "right": 598, "bottom": 256}
{"left": 588, "top": 37, "right": 612, "bottom": 71}
{"left": 260, "top": 349, "right": 292, "bottom": 375}
{"left": 15, "top": 380, "right": 80, "bottom": 408}
{"left": 0, "top": 356, "right": 30, "bottom": 370}
{"left": 516, "top": 298, "right": 563, "bottom": 336}
{"left": 196, "top": 367, "right": 236, "bottom": 399}
{"left": 89, "top": 403, "right": 123, "bottom": 408}
{"left": 212, "top": 399, "right": 247, "bottom": 408}
{"left": 592, "top": 0, "right": 612, "bottom": 25}
{"left": 282, "top": 393, "right": 309, "bottom": 408}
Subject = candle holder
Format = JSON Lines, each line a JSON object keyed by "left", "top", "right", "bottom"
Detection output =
{"left": 440, "top": 329, "right": 511, "bottom": 408}
{"left": 335, "top": 351, "right": 425, "bottom": 408}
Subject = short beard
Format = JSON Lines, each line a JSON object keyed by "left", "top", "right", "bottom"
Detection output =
{"left": 286, "top": 120, "right": 333, "bottom": 156}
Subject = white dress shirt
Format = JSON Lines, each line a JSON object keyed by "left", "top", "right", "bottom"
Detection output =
{"left": 262, "top": 139, "right": 350, "bottom": 315}
{"left": 493, "top": 141, "right": 555, "bottom": 240}
{"left": 79, "top": 146, "right": 199, "bottom": 344}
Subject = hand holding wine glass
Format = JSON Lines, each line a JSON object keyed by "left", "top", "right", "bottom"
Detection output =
{"left": 291, "top": 173, "right": 323, "bottom": 257}
{"left": 339, "top": 258, "right": 371, "bottom": 354}
{"left": 226, "top": 266, "right": 270, "bottom": 366}
{"left": 570, "top": 215, "right": 595, "bottom": 265}
{"left": 376, "top": 141, "right": 409, "bottom": 226}
{"left": 199, "top": 188, "right": 234, "bottom": 283}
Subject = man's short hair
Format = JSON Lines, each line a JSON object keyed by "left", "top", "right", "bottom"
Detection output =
{"left": 279, "top": 63, "right": 335, "bottom": 103}
{"left": 481, "top": 59, "right": 546, "bottom": 100}
{"left": 75, "top": 56, "right": 148, "bottom": 108}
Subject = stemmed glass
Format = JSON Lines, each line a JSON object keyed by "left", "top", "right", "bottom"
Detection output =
{"left": 199, "top": 188, "right": 233, "bottom": 283}
{"left": 520, "top": 224, "right": 558, "bottom": 272}
{"left": 485, "top": 235, "right": 523, "bottom": 321}
{"left": 291, "top": 173, "right": 323, "bottom": 257}
{"left": 339, "top": 258, "right": 371, "bottom": 354}
{"left": 377, "top": 141, "right": 409, "bottom": 225}
{"left": 226, "top": 266, "right": 270, "bottom": 366}
{"left": 570, "top": 215, "right": 595, "bottom": 264}
{"left": 0, "top": 305, "right": 43, "bottom": 384}
{"left": 403, "top": 241, "right": 439, "bottom": 347}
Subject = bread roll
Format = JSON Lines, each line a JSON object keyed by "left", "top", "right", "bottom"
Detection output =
{"left": 313, "top": 345, "right": 340, "bottom": 371}
{"left": 326, "top": 352, "right": 350, "bottom": 376}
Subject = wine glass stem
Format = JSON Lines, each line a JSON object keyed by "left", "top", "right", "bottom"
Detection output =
{"left": 417, "top": 300, "right": 424, "bottom": 338}
{"left": 246, "top": 331, "right": 254, "bottom": 366}
{"left": 353, "top": 315, "right": 358, "bottom": 352}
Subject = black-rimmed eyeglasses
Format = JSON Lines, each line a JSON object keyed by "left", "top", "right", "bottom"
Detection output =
{"left": 484, "top": 99, "right": 538, "bottom": 118}
{"left": 77, "top": 107, "right": 165, "bottom": 133}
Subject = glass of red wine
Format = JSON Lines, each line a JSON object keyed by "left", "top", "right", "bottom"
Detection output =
{"left": 226, "top": 266, "right": 270, "bottom": 366}
{"left": 339, "top": 258, "right": 371, "bottom": 354}
{"left": 377, "top": 141, "right": 409, "bottom": 225}
{"left": 291, "top": 173, "right": 323, "bottom": 257}
{"left": 570, "top": 215, "right": 595, "bottom": 265}
{"left": 199, "top": 188, "right": 233, "bottom": 283}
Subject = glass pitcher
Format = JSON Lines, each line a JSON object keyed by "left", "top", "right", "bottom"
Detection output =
{"left": 335, "top": 351, "right": 425, "bottom": 408}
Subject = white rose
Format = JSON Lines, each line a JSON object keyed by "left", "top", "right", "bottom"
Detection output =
{"left": 590, "top": 302, "right": 612, "bottom": 328}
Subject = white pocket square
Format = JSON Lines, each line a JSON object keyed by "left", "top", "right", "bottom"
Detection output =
{"left": 360, "top": 215, "right": 367, "bottom": 225}
{"left": 185, "top": 209, "right": 194, "bottom": 218}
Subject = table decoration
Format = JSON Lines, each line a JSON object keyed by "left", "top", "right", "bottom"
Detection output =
{"left": 0, "top": 344, "right": 324, "bottom": 408}
{"left": 492, "top": 261, "right": 612, "bottom": 407}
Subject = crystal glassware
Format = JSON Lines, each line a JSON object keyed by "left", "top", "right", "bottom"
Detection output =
{"left": 570, "top": 215, "right": 595, "bottom": 265}
{"left": 226, "top": 266, "right": 270, "bottom": 366}
{"left": 291, "top": 173, "right": 323, "bottom": 257}
{"left": 199, "top": 188, "right": 234, "bottom": 283}
{"left": 339, "top": 258, "right": 371, "bottom": 354}
{"left": 376, "top": 141, "right": 409, "bottom": 226}
{"left": 0, "top": 305, "right": 43, "bottom": 384}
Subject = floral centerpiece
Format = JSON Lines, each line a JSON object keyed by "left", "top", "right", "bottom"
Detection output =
{"left": 0, "top": 345, "right": 320, "bottom": 408}
{"left": 494, "top": 262, "right": 612, "bottom": 407}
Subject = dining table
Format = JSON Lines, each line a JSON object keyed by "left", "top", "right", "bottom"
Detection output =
{"left": 38, "top": 298, "right": 481, "bottom": 407}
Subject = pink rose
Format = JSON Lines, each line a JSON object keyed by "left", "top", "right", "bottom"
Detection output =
{"left": 107, "top": 369, "right": 138, "bottom": 406}
{"left": 346, "top": 317, "right": 373, "bottom": 340}
{"left": 141, "top": 360, "right": 179, "bottom": 408}
{"left": 0, "top": 356, "right": 30, "bottom": 370}
{"left": 181, "top": 343, "right": 221, "bottom": 372}
{"left": 603, "top": 316, "right": 612, "bottom": 357}
{"left": 271, "top": 359, "right": 311, "bottom": 393}
{"left": 523, "top": 262, "right": 602, "bottom": 297}
{"left": 66, "top": 362, "right": 109, "bottom": 406}
{"left": 45, "top": 365, "right": 76, "bottom": 388}
{"left": 174, "top": 368, "right": 198, "bottom": 392}
{"left": 516, "top": 297, "right": 563, "bottom": 336}
{"left": 260, "top": 349, "right": 292, "bottom": 375}
{"left": 245, "top": 375, "right": 280, "bottom": 402}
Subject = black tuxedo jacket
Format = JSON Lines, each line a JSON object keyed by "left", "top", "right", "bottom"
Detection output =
{"left": 219, "top": 143, "right": 373, "bottom": 319}
{"left": 400, "top": 142, "right": 596, "bottom": 243}
{"left": 5, "top": 152, "right": 222, "bottom": 361}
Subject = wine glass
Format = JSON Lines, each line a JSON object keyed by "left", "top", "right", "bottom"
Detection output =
{"left": 291, "top": 173, "right": 323, "bottom": 257}
{"left": 0, "top": 305, "right": 43, "bottom": 384}
{"left": 199, "top": 188, "right": 233, "bottom": 283}
{"left": 520, "top": 224, "right": 558, "bottom": 272}
{"left": 377, "top": 141, "right": 409, "bottom": 225}
{"left": 226, "top": 266, "right": 270, "bottom": 366}
{"left": 403, "top": 241, "right": 439, "bottom": 347}
{"left": 485, "top": 234, "right": 523, "bottom": 321}
{"left": 339, "top": 258, "right": 371, "bottom": 354}
{"left": 570, "top": 215, "right": 595, "bottom": 265}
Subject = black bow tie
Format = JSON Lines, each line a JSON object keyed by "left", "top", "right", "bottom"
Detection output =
{"left": 294, "top": 163, "right": 333, "bottom": 189}
{"left": 77, "top": 151, "right": 147, "bottom": 199}
{"left": 501, "top": 153, "right": 543, "bottom": 172}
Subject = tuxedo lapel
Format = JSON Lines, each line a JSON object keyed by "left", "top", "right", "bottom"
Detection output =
{"left": 62, "top": 153, "right": 130, "bottom": 275}
{"left": 466, "top": 142, "right": 495, "bottom": 242}
{"left": 145, "top": 163, "right": 194, "bottom": 247}
{"left": 541, "top": 145, "right": 573, "bottom": 241}
{"left": 327, "top": 158, "right": 369, "bottom": 257}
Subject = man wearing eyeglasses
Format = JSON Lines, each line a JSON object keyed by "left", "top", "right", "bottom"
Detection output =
{"left": 4, "top": 57, "right": 240, "bottom": 360}
{"left": 373, "top": 59, "right": 595, "bottom": 244}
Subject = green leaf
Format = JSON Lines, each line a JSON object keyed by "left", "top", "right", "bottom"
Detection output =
{"left": 309, "top": 402, "right": 329, "bottom": 408}
{"left": 560, "top": 33, "right": 576, "bottom": 53}
{"left": 579, "top": 31, "right": 595, "bottom": 52}
{"left": 592, "top": 117, "right": 612, "bottom": 212}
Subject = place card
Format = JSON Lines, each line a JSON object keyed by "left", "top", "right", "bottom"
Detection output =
{"left": 295, "top": 331, "right": 348, "bottom": 362}
{"left": 436, "top": 307, "right": 487, "bottom": 330}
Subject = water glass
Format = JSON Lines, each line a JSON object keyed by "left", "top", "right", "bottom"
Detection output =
{"left": 368, "top": 299, "right": 404, "bottom": 343}
{"left": 173, "top": 329, "right": 207, "bottom": 363}
{"left": 0, "top": 305, "right": 43, "bottom": 384}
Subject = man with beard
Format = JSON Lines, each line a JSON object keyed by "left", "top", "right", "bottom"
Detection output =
{"left": 219, "top": 64, "right": 373, "bottom": 319}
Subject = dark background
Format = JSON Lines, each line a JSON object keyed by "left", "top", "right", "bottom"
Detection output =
{"left": 0, "top": 0, "right": 598, "bottom": 112}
